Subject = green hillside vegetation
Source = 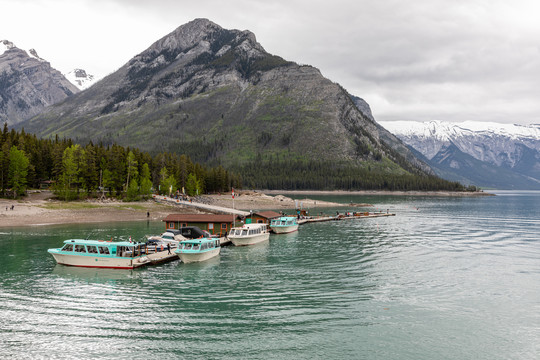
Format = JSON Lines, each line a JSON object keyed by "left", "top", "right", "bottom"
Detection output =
{"left": 0, "top": 124, "right": 239, "bottom": 199}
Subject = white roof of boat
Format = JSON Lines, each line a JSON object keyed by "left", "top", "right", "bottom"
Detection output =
{"left": 63, "top": 239, "right": 144, "bottom": 246}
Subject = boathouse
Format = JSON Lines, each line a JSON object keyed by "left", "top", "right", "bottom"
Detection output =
{"left": 246, "top": 211, "right": 281, "bottom": 224}
{"left": 162, "top": 214, "right": 240, "bottom": 237}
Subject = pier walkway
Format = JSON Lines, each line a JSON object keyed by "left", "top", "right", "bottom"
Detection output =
{"left": 298, "top": 212, "right": 395, "bottom": 224}
{"left": 152, "top": 195, "right": 250, "bottom": 217}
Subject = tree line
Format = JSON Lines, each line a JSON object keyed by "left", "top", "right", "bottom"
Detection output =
{"left": 235, "top": 157, "right": 468, "bottom": 191}
{"left": 0, "top": 124, "right": 241, "bottom": 199}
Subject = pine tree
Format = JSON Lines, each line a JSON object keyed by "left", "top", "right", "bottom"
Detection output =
{"left": 8, "top": 146, "right": 30, "bottom": 198}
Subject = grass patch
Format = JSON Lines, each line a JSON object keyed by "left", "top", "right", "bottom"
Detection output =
{"left": 38, "top": 203, "right": 103, "bottom": 210}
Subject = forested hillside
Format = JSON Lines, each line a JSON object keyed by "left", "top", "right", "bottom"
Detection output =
{"left": 0, "top": 124, "right": 240, "bottom": 199}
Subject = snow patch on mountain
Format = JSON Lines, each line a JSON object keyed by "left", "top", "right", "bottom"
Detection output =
{"left": 64, "top": 68, "right": 97, "bottom": 90}
{"left": 380, "top": 120, "right": 540, "bottom": 168}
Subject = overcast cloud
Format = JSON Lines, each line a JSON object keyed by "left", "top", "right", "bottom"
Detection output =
{"left": 2, "top": 0, "right": 539, "bottom": 124}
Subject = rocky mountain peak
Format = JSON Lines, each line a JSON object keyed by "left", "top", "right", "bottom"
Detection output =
{"left": 1, "top": 39, "right": 15, "bottom": 55}
{"left": 0, "top": 40, "right": 79, "bottom": 125}
{"left": 129, "top": 18, "right": 266, "bottom": 72}
{"left": 28, "top": 48, "right": 45, "bottom": 61}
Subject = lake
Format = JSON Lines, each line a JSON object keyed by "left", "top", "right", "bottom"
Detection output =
{"left": 0, "top": 191, "right": 538, "bottom": 359}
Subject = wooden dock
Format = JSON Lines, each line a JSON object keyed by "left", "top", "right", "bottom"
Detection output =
{"left": 298, "top": 212, "right": 395, "bottom": 225}
{"left": 153, "top": 194, "right": 250, "bottom": 216}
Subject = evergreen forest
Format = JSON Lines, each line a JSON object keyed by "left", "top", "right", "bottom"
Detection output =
{"left": 0, "top": 124, "right": 468, "bottom": 200}
{"left": 0, "top": 124, "right": 240, "bottom": 200}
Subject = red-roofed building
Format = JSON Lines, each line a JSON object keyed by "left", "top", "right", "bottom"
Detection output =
{"left": 162, "top": 214, "right": 240, "bottom": 236}
{"left": 247, "top": 211, "right": 281, "bottom": 225}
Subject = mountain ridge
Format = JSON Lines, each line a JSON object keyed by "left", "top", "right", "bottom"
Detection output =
{"left": 381, "top": 120, "right": 540, "bottom": 189}
{"left": 16, "top": 19, "right": 460, "bottom": 190}
{"left": 0, "top": 39, "right": 80, "bottom": 125}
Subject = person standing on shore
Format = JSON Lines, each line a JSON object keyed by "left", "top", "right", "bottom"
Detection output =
{"left": 167, "top": 243, "right": 171, "bottom": 255}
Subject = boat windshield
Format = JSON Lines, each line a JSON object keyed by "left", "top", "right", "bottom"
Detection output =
{"left": 61, "top": 244, "right": 73, "bottom": 252}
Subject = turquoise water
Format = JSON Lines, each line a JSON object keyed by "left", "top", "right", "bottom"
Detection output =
{"left": 0, "top": 191, "right": 539, "bottom": 359}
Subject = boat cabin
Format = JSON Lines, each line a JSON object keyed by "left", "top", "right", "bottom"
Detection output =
{"left": 178, "top": 238, "right": 220, "bottom": 252}
{"left": 58, "top": 239, "right": 147, "bottom": 258}
{"left": 229, "top": 223, "right": 268, "bottom": 237}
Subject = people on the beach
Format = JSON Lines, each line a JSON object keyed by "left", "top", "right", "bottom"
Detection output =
{"left": 167, "top": 243, "right": 171, "bottom": 254}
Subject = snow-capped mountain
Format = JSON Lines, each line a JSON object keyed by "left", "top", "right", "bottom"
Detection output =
{"left": 0, "top": 40, "right": 79, "bottom": 125}
{"left": 380, "top": 120, "right": 540, "bottom": 189}
{"left": 64, "top": 68, "right": 97, "bottom": 90}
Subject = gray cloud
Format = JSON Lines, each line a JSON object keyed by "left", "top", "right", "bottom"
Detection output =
{"left": 2, "top": 0, "right": 539, "bottom": 124}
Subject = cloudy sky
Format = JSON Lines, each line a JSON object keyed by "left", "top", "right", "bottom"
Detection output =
{"left": 2, "top": 0, "right": 539, "bottom": 124}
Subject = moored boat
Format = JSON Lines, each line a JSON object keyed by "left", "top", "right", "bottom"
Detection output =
{"left": 269, "top": 216, "right": 299, "bottom": 234}
{"left": 228, "top": 223, "right": 270, "bottom": 246}
{"left": 48, "top": 239, "right": 151, "bottom": 269}
{"left": 175, "top": 238, "right": 221, "bottom": 263}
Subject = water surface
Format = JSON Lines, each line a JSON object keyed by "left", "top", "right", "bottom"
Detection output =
{"left": 0, "top": 191, "right": 538, "bottom": 359}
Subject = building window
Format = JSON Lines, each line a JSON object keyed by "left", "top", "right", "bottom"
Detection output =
{"left": 221, "top": 223, "right": 227, "bottom": 229}
{"left": 167, "top": 222, "right": 175, "bottom": 229}
{"left": 208, "top": 223, "right": 214, "bottom": 230}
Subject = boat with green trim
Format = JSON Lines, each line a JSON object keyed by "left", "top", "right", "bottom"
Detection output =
{"left": 175, "top": 238, "right": 221, "bottom": 263}
{"left": 269, "top": 216, "right": 299, "bottom": 234}
{"left": 48, "top": 239, "right": 151, "bottom": 269}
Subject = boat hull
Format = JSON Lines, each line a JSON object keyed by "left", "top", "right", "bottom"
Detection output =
{"left": 230, "top": 233, "right": 270, "bottom": 246}
{"left": 271, "top": 224, "right": 299, "bottom": 234}
{"left": 178, "top": 248, "right": 220, "bottom": 263}
{"left": 48, "top": 252, "right": 147, "bottom": 269}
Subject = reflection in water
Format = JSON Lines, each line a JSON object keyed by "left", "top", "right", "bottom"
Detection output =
{"left": 51, "top": 264, "right": 143, "bottom": 282}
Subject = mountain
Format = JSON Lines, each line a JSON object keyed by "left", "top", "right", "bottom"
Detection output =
{"left": 0, "top": 40, "right": 79, "bottom": 126}
{"left": 18, "top": 19, "right": 456, "bottom": 190}
{"left": 64, "top": 68, "right": 97, "bottom": 90}
{"left": 380, "top": 120, "right": 540, "bottom": 189}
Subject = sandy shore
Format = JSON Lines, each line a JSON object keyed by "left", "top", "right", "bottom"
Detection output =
{"left": 0, "top": 188, "right": 486, "bottom": 228}
{"left": 198, "top": 191, "right": 355, "bottom": 210}
{"left": 0, "top": 191, "right": 182, "bottom": 228}
{"left": 0, "top": 190, "right": 350, "bottom": 228}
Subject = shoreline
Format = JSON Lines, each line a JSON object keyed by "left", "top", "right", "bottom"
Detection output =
{"left": 0, "top": 191, "right": 349, "bottom": 229}
{"left": 261, "top": 189, "right": 495, "bottom": 197}
{"left": 0, "top": 188, "right": 495, "bottom": 229}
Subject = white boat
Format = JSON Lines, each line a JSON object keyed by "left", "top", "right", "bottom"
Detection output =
{"left": 228, "top": 223, "right": 270, "bottom": 246}
{"left": 269, "top": 216, "right": 299, "bottom": 234}
{"left": 48, "top": 239, "right": 151, "bottom": 269}
{"left": 147, "top": 230, "right": 184, "bottom": 245}
{"left": 175, "top": 238, "right": 220, "bottom": 263}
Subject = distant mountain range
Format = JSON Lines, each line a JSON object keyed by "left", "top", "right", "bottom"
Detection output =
{"left": 0, "top": 40, "right": 80, "bottom": 125}
{"left": 380, "top": 120, "right": 540, "bottom": 189}
{"left": 17, "top": 18, "right": 439, "bottom": 190}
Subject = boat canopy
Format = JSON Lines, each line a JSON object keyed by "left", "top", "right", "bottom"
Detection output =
{"left": 63, "top": 239, "right": 145, "bottom": 247}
